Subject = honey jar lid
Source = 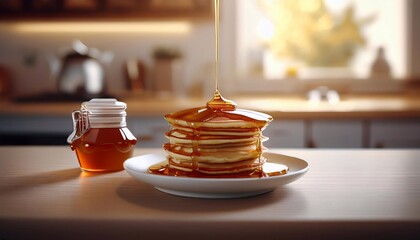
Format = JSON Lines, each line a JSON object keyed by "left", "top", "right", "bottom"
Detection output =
{"left": 81, "top": 98, "right": 127, "bottom": 128}
{"left": 82, "top": 98, "right": 126, "bottom": 111}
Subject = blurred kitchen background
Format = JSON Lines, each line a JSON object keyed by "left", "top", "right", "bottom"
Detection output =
{"left": 0, "top": 0, "right": 419, "bottom": 148}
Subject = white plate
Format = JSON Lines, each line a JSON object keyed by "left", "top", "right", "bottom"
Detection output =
{"left": 124, "top": 152, "right": 309, "bottom": 199}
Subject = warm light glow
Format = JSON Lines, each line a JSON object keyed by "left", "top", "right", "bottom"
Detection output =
{"left": 257, "top": 17, "right": 274, "bottom": 41}
{"left": 299, "top": 0, "right": 321, "bottom": 12}
{"left": 8, "top": 21, "right": 193, "bottom": 34}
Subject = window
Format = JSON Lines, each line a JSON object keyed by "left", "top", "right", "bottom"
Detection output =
{"left": 236, "top": 0, "right": 408, "bottom": 81}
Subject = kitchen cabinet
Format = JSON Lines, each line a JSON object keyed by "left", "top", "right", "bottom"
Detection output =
{"left": 370, "top": 120, "right": 420, "bottom": 148}
{"left": 308, "top": 119, "right": 420, "bottom": 148}
{"left": 264, "top": 120, "right": 305, "bottom": 148}
{"left": 0, "top": 0, "right": 213, "bottom": 21}
{"left": 311, "top": 120, "right": 364, "bottom": 148}
{"left": 127, "top": 116, "right": 168, "bottom": 148}
{"left": 0, "top": 114, "right": 72, "bottom": 145}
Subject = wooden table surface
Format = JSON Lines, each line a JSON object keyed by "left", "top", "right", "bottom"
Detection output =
{"left": 1, "top": 147, "right": 419, "bottom": 239}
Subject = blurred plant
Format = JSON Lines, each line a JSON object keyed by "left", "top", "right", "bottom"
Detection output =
{"left": 258, "top": 0, "right": 375, "bottom": 67}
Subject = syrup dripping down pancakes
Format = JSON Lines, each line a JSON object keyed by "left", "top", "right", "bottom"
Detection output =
{"left": 148, "top": 92, "right": 288, "bottom": 178}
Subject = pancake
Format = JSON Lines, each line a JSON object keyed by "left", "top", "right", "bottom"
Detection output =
{"left": 163, "top": 97, "right": 272, "bottom": 175}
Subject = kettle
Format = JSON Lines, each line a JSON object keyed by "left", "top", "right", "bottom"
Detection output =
{"left": 50, "top": 40, "right": 113, "bottom": 96}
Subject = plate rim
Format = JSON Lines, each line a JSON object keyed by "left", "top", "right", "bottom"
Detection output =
{"left": 124, "top": 151, "right": 309, "bottom": 198}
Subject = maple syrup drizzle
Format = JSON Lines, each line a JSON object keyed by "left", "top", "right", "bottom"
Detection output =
{"left": 149, "top": 0, "right": 286, "bottom": 178}
{"left": 149, "top": 160, "right": 288, "bottom": 178}
{"left": 190, "top": 122, "right": 200, "bottom": 172}
{"left": 214, "top": 0, "right": 220, "bottom": 94}
{"left": 206, "top": 90, "right": 236, "bottom": 111}
{"left": 208, "top": 0, "right": 236, "bottom": 111}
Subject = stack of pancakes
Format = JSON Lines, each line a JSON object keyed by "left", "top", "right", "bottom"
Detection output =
{"left": 163, "top": 107, "right": 272, "bottom": 175}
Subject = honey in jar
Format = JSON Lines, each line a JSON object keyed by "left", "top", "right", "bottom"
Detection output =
{"left": 68, "top": 99, "right": 137, "bottom": 172}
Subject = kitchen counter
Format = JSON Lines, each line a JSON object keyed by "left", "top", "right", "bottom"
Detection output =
{"left": 1, "top": 93, "right": 420, "bottom": 119}
{"left": 1, "top": 94, "right": 420, "bottom": 147}
{"left": 1, "top": 147, "right": 419, "bottom": 239}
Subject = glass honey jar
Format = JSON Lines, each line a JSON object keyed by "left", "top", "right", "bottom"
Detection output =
{"left": 68, "top": 98, "right": 137, "bottom": 172}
